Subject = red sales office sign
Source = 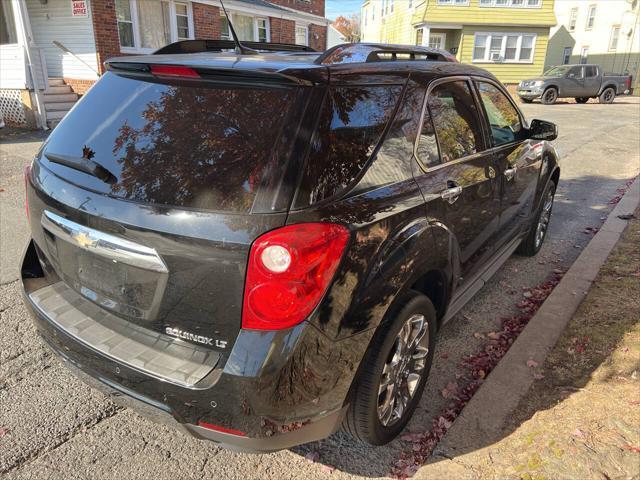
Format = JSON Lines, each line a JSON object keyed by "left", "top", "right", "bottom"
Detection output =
{"left": 72, "top": 0, "right": 88, "bottom": 17}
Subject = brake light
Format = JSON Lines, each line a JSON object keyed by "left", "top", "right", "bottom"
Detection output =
{"left": 150, "top": 65, "right": 200, "bottom": 78}
{"left": 242, "top": 223, "right": 350, "bottom": 331}
{"left": 197, "top": 421, "right": 246, "bottom": 437}
{"left": 24, "top": 164, "right": 31, "bottom": 221}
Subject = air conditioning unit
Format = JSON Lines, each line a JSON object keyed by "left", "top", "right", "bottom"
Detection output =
{"left": 490, "top": 52, "right": 503, "bottom": 62}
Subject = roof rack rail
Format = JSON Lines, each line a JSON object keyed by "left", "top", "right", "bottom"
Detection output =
{"left": 315, "top": 43, "right": 458, "bottom": 65}
{"left": 154, "top": 39, "right": 317, "bottom": 55}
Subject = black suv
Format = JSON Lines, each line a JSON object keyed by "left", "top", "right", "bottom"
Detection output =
{"left": 21, "top": 41, "right": 559, "bottom": 452}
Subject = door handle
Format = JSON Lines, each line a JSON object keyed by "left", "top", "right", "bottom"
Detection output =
{"left": 441, "top": 185, "right": 463, "bottom": 204}
{"left": 505, "top": 166, "right": 517, "bottom": 181}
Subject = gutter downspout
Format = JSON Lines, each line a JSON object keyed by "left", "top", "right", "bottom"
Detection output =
{"left": 13, "top": 0, "right": 48, "bottom": 130}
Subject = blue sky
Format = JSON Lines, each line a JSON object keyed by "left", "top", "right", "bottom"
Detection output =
{"left": 325, "top": 0, "right": 362, "bottom": 21}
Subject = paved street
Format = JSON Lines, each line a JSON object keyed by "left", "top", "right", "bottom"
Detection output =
{"left": 1, "top": 99, "right": 639, "bottom": 479}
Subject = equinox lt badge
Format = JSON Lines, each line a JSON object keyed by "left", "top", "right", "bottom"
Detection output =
{"left": 165, "top": 327, "right": 227, "bottom": 349}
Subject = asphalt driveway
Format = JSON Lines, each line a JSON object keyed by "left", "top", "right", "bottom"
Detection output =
{"left": 1, "top": 98, "right": 639, "bottom": 479}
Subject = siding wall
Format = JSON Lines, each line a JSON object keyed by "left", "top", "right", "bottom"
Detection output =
{"left": 25, "top": 0, "right": 99, "bottom": 80}
{"left": 412, "top": 0, "right": 556, "bottom": 27}
{"left": 458, "top": 25, "right": 550, "bottom": 83}
{"left": 0, "top": 44, "right": 27, "bottom": 89}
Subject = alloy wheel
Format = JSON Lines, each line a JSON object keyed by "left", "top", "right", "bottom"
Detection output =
{"left": 603, "top": 89, "right": 614, "bottom": 103}
{"left": 543, "top": 89, "right": 557, "bottom": 104}
{"left": 534, "top": 187, "right": 554, "bottom": 249}
{"left": 377, "top": 314, "right": 430, "bottom": 427}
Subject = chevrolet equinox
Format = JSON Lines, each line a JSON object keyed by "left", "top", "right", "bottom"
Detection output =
{"left": 20, "top": 41, "right": 560, "bottom": 452}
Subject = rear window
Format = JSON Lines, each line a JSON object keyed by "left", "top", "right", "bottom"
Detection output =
{"left": 40, "top": 72, "right": 295, "bottom": 213}
{"left": 294, "top": 85, "right": 402, "bottom": 207}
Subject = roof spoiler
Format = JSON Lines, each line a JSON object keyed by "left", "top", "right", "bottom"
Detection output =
{"left": 315, "top": 43, "right": 458, "bottom": 65}
{"left": 154, "top": 39, "right": 317, "bottom": 55}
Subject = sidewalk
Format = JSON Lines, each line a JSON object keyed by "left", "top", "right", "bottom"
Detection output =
{"left": 424, "top": 207, "right": 640, "bottom": 480}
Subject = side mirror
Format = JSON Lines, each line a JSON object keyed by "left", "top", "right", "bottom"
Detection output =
{"left": 529, "top": 119, "right": 558, "bottom": 141}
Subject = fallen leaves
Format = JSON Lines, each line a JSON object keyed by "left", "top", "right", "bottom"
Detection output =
{"left": 572, "top": 428, "right": 586, "bottom": 439}
{"left": 391, "top": 270, "right": 565, "bottom": 479}
{"left": 441, "top": 381, "right": 459, "bottom": 399}
{"left": 0, "top": 427, "right": 9, "bottom": 438}
{"left": 305, "top": 451, "right": 320, "bottom": 463}
{"left": 526, "top": 359, "right": 539, "bottom": 368}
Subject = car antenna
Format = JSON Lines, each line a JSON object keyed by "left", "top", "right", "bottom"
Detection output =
{"left": 219, "top": 0, "right": 258, "bottom": 55}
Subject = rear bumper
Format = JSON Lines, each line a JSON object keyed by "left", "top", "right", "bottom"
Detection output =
{"left": 21, "top": 240, "right": 353, "bottom": 452}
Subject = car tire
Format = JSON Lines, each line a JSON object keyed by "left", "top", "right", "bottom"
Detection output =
{"left": 521, "top": 98, "right": 533, "bottom": 104}
{"left": 541, "top": 88, "right": 558, "bottom": 105}
{"left": 517, "top": 179, "right": 556, "bottom": 257}
{"left": 599, "top": 87, "right": 616, "bottom": 104}
{"left": 575, "top": 97, "right": 589, "bottom": 104}
{"left": 342, "top": 290, "right": 437, "bottom": 445}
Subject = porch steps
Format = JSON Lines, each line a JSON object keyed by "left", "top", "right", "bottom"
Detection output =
{"left": 43, "top": 78, "right": 78, "bottom": 127}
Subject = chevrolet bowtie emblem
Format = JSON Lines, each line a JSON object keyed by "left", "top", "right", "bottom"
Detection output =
{"left": 72, "top": 231, "right": 97, "bottom": 249}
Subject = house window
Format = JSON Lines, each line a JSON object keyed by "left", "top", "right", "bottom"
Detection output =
{"left": 473, "top": 34, "right": 487, "bottom": 60}
{"left": 257, "top": 18, "right": 268, "bottom": 42}
{"left": 580, "top": 46, "right": 589, "bottom": 64}
{"left": 428, "top": 33, "right": 446, "bottom": 49}
{"left": 479, "top": 0, "right": 541, "bottom": 6}
{"left": 295, "top": 25, "right": 308, "bottom": 46}
{"left": 115, "top": 0, "right": 194, "bottom": 53}
{"left": 472, "top": 33, "right": 536, "bottom": 63}
{"left": 569, "top": 7, "right": 578, "bottom": 31}
{"left": 562, "top": 46, "right": 571, "bottom": 64}
{"left": 586, "top": 5, "right": 596, "bottom": 30}
{"left": 0, "top": 0, "right": 17, "bottom": 45}
{"left": 609, "top": 26, "right": 620, "bottom": 51}
{"left": 390, "top": 0, "right": 394, "bottom": 13}
{"left": 218, "top": 13, "right": 270, "bottom": 43}
{"left": 175, "top": 3, "right": 189, "bottom": 40}
{"left": 437, "top": 0, "right": 470, "bottom": 4}
{"left": 220, "top": 14, "right": 230, "bottom": 39}
{"left": 415, "top": 28, "right": 424, "bottom": 46}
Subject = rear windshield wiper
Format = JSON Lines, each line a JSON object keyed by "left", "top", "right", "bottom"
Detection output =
{"left": 44, "top": 152, "right": 117, "bottom": 185}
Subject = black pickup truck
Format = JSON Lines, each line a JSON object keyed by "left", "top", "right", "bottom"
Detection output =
{"left": 517, "top": 64, "right": 633, "bottom": 104}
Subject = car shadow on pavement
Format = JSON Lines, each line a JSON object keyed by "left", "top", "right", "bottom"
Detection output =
{"left": 286, "top": 174, "right": 638, "bottom": 477}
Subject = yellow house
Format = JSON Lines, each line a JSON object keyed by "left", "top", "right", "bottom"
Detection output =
{"left": 361, "top": 0, "right": 557, "bottom": 84}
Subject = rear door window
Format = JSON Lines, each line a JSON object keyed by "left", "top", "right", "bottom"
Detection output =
{"left": 294, "top": 85, "right": 402, "bottom": 206}
{"left": 354, "top": 85, "right": 426, "bottom": 193}
{"left": 585, "top": 65, "right": 598, "bottom": 77}
{"left": 417, "top": 80, "right": 485, "bottom": 167}
{"left": 40, "top": 72, "right": 296, "bottom": 213}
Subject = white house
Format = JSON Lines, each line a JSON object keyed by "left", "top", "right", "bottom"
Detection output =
{"left": 0, "top": 0, "right": 328, "bottom": 129}
{"left": 327, "top": 23, "right": 346, "bottom": 48}
{"left": 546, "top": 0, "right": 640, "bottom": 89}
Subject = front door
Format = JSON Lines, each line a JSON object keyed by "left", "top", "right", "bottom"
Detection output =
{"left": 413, "top": 79, "right": 501, "bottom": 284}
{"left": 473, "top": 80, "right": 542, "bottom": 248}
{"left": 564, "top": 65, "right": 584, "bottom": 96}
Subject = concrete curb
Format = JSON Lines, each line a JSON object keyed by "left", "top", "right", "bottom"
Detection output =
{"left": 426, "top": 176, "right": 640, "bottom": 471}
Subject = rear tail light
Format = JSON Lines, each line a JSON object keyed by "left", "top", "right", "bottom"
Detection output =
{"left": 150, "top": 65, "right": 200, "bottom": 78}
{"left": 626, "top": 76, "right": 632, "bottom": 89}
{"left": 242, "top": 223, "right": 350, "bottom": 331}
{"left": 24, "top": 164, "right": 31, "bottom": 221}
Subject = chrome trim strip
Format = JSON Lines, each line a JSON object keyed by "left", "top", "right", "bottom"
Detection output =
{"left": 41, "top": 210, "right": 168, "bottom": 273}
